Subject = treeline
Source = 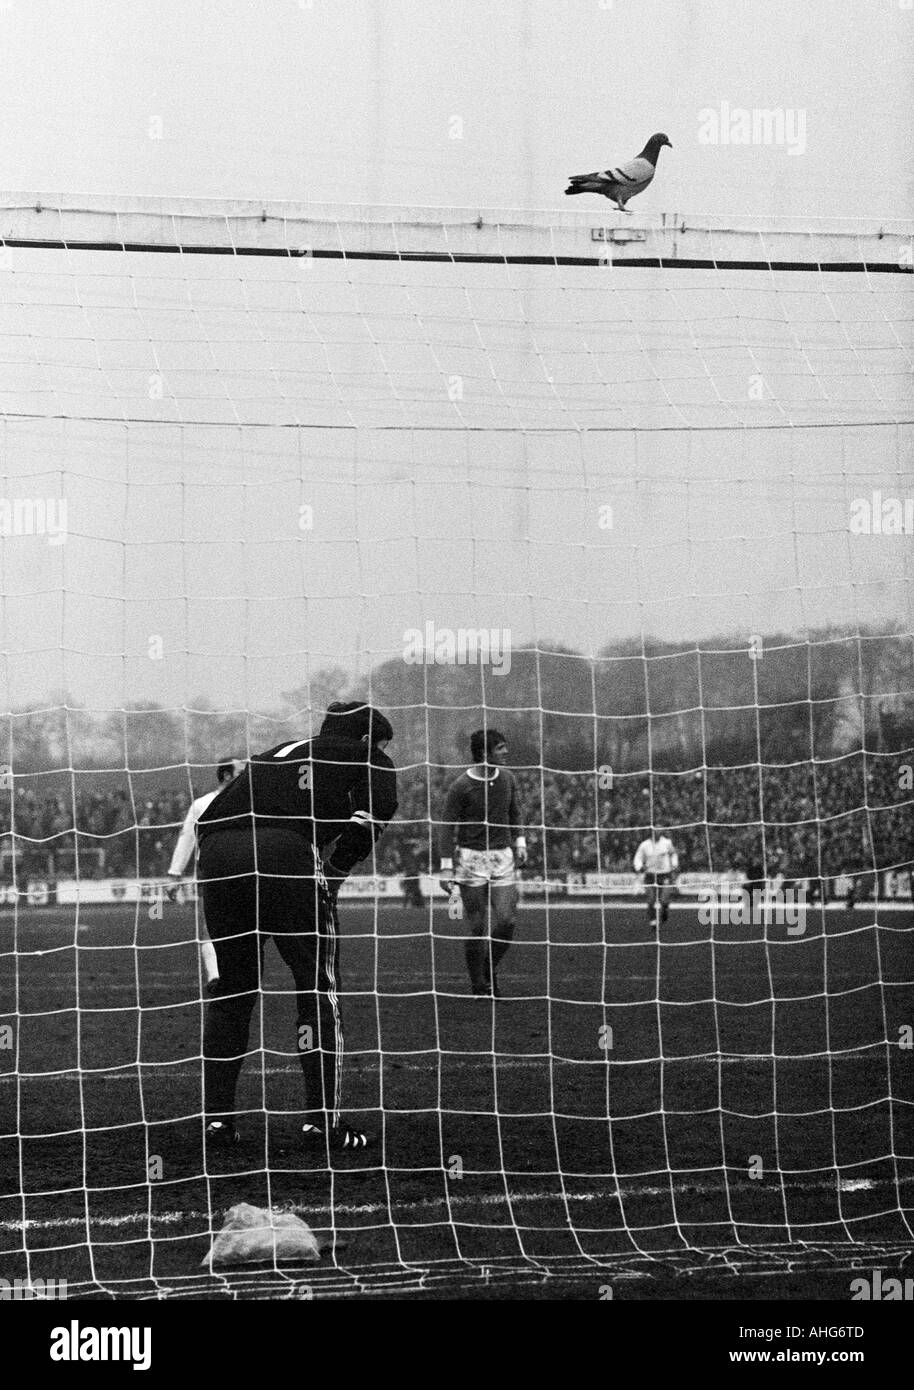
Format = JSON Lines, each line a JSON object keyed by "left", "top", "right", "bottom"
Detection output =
{"left": 4, "top": 627, "right": 912, "bottom": 785}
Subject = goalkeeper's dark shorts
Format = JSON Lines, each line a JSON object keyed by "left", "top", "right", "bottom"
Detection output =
{"left": 198, "top": 826, "right": 343, "bottom": 1128}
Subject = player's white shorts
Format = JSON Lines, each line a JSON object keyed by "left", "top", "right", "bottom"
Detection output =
{"left": 455, "top": 846, "right": 516, "bottom": 888}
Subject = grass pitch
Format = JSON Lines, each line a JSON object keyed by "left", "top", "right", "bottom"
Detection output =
{"left": 2, "top": 898, "right": 912, "bottom": 1299}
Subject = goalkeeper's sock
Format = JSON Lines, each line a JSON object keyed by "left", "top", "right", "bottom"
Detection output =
{"left": 465, "top": 937, "right": 488, "bottom": 990}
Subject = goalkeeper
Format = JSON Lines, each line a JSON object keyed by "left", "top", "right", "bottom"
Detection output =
{"left": 196, "top": 702, "right": 397, "bottom": 1152}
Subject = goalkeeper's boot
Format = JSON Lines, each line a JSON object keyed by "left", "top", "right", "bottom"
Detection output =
{"left": 205, "top": 1119, "right": 240, "bottom": 1148}
{"left": 302, "top": 1120, "right": 369, "bottom": 1151}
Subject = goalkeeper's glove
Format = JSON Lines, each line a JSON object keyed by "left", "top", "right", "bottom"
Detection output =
{"left": 165, "top": 872, "right": 182, "bottom": 902}
{"left": 513, "top": 836, "right": 528, "bottom": 868}
{"left": 439, "top": 856, "right": 456, "bottom": 894}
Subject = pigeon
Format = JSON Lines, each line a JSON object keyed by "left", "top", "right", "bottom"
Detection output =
{"left": 565, "top": 133, "right": 672, "bottom": 212}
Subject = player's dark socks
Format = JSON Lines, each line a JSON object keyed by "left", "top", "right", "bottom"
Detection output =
{"left": 490, "top": 927, "right": 515, "bottom": 969}
{"left": 203, "top": 992, "right": 256, "bottom": 1118}
{"left": 465, "top": 937, "right": 488, "bottom": 991}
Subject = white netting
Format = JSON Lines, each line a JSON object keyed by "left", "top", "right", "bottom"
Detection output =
{"left": 0, "top": 201, "right": 912, "bottom": 1296}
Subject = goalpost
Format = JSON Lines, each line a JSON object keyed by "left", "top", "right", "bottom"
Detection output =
{"left": 0, "top": 197, "right": 912, "bottom": 1297}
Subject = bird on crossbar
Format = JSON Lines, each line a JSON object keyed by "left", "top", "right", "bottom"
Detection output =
{"left": 565, "top": 133, "right": 672, "bottom": 213}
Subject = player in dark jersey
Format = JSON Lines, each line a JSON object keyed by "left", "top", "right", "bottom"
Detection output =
{"left": 439, "top": 728, "right": 526, "bottom": 997}
{"left": 196, "top": 701, "right": 397, "bottom": 1153}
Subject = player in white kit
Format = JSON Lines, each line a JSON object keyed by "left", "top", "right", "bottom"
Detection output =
{"left": 633, "top": 825, "right": 679, "bottom": 933}
{"left": 166, "top": 758, "right": 245, "bottom": 994}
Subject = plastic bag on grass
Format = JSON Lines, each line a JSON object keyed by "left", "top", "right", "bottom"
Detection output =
{"left": 203, "top": 1202, "right": 322, "bottom": 1269}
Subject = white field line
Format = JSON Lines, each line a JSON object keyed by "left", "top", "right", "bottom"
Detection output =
{"left": 517, "top": 903, "right": 913, "bottom": 913}
{"left": 6, "top": 902, "right": 912, "bottom": 921}
{"left": 0, "top": 1175, "right": 892, "bottom": 1235}
{"left": 0, "top": 1049, "right": 889, "bottom": 1085}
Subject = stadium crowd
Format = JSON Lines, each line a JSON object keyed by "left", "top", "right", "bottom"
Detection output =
{"left": 2, "top": 749, "right": 910, "bottom": 898}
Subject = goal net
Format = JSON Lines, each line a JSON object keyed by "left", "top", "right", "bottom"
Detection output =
{"left": 0, "top": 197, "right": 912, "bottom": 1297}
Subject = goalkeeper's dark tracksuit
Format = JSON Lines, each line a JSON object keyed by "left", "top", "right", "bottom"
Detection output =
{"left": 196, "top": 733, "right": 397, "bottom": 1130}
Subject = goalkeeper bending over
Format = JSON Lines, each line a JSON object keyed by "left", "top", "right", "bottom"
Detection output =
{"left": 196, "top": 702, "right": 397, "bottom": 1152}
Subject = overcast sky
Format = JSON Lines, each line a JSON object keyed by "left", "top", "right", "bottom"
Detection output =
{"left": 0, "top": 0, "right": 911, "bottom": 218}
{"left": 0, "top": 1, "right": 911, "bottom": 724}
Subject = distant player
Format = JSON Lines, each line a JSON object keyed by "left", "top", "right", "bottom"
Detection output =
{"left": 196, "top": 702, "right": 397, "bottom": 1152}
{"left": 439, "top": 729, "right": 526, "bottom": 997}
{"left": 740, "top": 848, "right": 768, "bottom": 907}
{"left": 633, "top": 825, "right": 679, "bottom": 932}
{"left": 846, "top": 870, "right": 875, "bottom": 909}
{"left": 166, "top": 758, "right": 245, "bottom": 995}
